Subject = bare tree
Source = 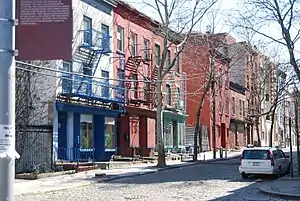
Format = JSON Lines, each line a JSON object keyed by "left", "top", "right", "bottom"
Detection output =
{"left": 268, "top": 64, "right": 295, "bottom": 147}
{"left": 15, "top": 60, "right": 56, "bottom": 171}
{"left": 232, "top": 0, "right": 300, "bottom": 83}
{"left": 141, "top": 0, "right": 218, "bottom": 167}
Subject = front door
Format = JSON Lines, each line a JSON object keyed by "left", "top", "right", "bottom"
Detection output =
{"left": 221, "top": 123, "right": 226, "bottom": 148}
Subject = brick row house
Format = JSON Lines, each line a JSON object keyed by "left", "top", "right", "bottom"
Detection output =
{"left": 183, "top": 32, "right": 286, "bottom": 151}
{"left": 182, "top": 32, "right": 232, "bottom": 151}
{"left": 113, "top": 1, "right": 186, "bottom": 157}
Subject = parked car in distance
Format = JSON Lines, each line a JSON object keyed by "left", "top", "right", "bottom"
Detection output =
{"left": 239, "top": 146, "right": 290, "bottom": 179}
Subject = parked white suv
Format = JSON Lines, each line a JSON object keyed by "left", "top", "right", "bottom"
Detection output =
{"left": 239, "top": 146, "right": 290, "bottom": 179}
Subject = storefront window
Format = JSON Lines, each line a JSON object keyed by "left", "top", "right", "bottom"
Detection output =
{"left": 80, "top": 122, "right": 93, "bottom": 149}
{"left": 105, "top": 117, "right": 115, "bottom": 150}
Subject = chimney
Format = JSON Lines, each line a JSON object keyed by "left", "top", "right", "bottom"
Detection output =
{"left": 206, "top": 25, "right": 212, "bottom": 34}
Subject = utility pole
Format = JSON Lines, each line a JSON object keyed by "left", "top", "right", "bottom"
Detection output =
{"left": 0, "top": 1, "right": 18, "bottom": 201}
{"left": 294, "top": 90, "right": 300, "bottom": 175}
{"left": 289, "top": 117, "right": 294, "bottom": 178}
{"left": 283, "top": 97, "right": 286, "bottom": 147}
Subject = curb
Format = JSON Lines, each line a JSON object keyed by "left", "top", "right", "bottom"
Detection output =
{"left": 101, "top": 155, "right": 241, "bottom": 182}
{"left": 16, "top": 155, "right": 241, "bottom": 196}
{"left": 16, "top": 181, "right": 94, "bottom": 196}
{"left": 260, "top": 185, "right": 300, "bottom": 199}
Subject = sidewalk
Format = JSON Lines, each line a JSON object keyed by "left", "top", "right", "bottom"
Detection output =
{"left": 15, "top": 149, "right": 241, "bottom": 196}
{"left": 260, "top": 146, "right": 300, "bottom": 198}
{"left": 260, "top": 177, "right": 300, "bottom": 198}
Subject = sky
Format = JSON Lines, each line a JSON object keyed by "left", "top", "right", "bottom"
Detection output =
{"left": 123, "top": 0, "right": 299, "bottom": 65}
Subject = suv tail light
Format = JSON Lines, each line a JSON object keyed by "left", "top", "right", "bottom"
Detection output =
{"left": 269, "top": 150, "right": 274, "bottom": 166}
{"left": 240, "top": 152, "right": 244, "bottom": 164}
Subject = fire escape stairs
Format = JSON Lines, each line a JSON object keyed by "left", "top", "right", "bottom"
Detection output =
{"left": 75, "top": 46, "right": 103, "bottom": 95}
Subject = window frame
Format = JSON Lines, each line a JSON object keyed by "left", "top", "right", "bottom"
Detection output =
{"left": 116, "top": 25, "right": 124, "bottom": 52}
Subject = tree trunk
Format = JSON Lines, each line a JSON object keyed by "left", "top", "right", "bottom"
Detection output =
{"left": 255, "top": 117, "right": 261, "bottom": 146}
{"left": 156, "top": 80, "right": 166, "bottom": 167}
{"left": 193, "top": 82, "right": 210, "bottom": 161}
{"left": 269, "top": 106, "right": 277, "bottom": 147}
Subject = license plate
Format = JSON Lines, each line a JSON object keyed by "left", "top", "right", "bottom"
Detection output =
{"left": 252, "top": 162, "right": 260, "bottom": 166}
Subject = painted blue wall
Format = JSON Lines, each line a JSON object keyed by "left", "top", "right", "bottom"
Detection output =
{"left": 94, "top": 115, "right": 105, "bottom": 161}
{"left": 56, "top": 101, "right": 119, "bottom": 161}
{"left": 73, "top": 113, "right": 81, "bottom": 160}
{"left": 58, "top": 112, "right": 68, "bottom": 160}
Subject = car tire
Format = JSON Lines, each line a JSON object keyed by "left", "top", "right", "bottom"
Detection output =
{"left": 241, "top": 172, "right": 248, "bottom": 179}
{"left": 275, "top": 167, "right": 281, "bottom": 179}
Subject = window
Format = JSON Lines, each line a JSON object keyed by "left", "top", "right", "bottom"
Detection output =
{"left": 175, "top": 53, "right": 180, "bottom": 73}
{"left": 242, "top": 150, "right": 271, "bottom": 160}
{"left": 247, "top": 99, "right": 250, "bottom": 114}
{"left": 80, "top": 115, "right": 93, "bottom": 150}
{"left": 225, "top": 96, "right": 229, "bottom": 114}
{"left": 130, "top": 32, "right": 138, "bottom": 56}
{"left": 225, "top": 71, "right": 229, "bottom": 87}
{"left": 117, "top": 26, "right": 124, "bottom": 52}
{"left": 272, "top": 150, "right": 280, "bottom": 159}
{"left": 132, "top": 74, "right": 138, "bottom": 99}
{"left": 278, "top": 150, "right": 286, "bottom": 158}
{"left": 239, "top": 100, "right": 242, "bottom": 116}
{"left": 266, "top": 94, "right": 270, "bottom": 101}
{"left": 166, "top": 84, "right": 171, "bottom": 105}
{"left": 166, "top": 49, "right": 171, "bottom": 67}
{"left": 266, "top": 114, "right": 270, "bottom": 120}
{"left": 231, "top": 97, "right": 235, "bottom": 114}
{"left": 242, "top": 101, "right": 245, "bottom": 117}
{"left": 105, "top": 117, "right": 115, "bottom": 150}
{"left": 144, "top": 39, "right": 150, "bottom": 60}
{"left": 218, "top": 71, "right": 223, "bottom": 86}
{"left": 83, "top": 16, "right": 92, "bottom": 45}
{"left": 176, "top": 87, "right": 180, "bottom": 106}
{"left": 61, "top": 61, "right": 73, "bottom": 93}
{"left": 101, "top": 24, "right": 110, "bottom": 50}
{"left": 246, "top": 75, "right": 250, "bottom": 89}
{"left": 144, "top": 78, "right": 150, "bottom": 101}
{"left": 117, "top": 68, "right": 125, "bottom": 100}
{"left": 219, "top": 99, "right": 223, "bottom": 113}
{"left": 101, "top": 70, "right": 109, "bottom": 97}
{"left": 155, "top": 44, "right": 161, "bottom": 66}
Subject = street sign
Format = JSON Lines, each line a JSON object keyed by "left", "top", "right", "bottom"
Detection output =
{"left": 15, "top": 0, "right": 73, "bottom": 60}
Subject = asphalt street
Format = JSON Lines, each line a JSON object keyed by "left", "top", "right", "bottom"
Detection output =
{"left": 16, "top": 155, "right": 298, "bottom": 201}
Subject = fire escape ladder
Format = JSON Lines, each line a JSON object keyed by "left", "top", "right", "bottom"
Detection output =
{"left": 76, "top": 49, "right": 101, "bottom": 95}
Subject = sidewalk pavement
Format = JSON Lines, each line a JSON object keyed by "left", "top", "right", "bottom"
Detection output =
{"left": 260, "top": 146, "right": 300, "bottom": 198}
{"left": 15, "top": 149, "right": 242, "bottom": 196}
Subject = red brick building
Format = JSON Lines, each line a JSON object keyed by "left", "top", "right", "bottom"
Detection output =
{"left": 182, "top": 33, "right": 232, "bottom": 150}
{"left": 113, "top": 1, "right": 184, "bottom": 156}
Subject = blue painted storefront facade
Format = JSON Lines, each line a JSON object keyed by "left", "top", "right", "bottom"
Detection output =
{"left": 56, "top": 102, "right": 121, "bottom": 161}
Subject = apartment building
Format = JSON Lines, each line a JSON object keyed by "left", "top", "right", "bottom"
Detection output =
{"left": 113, "top": 1, "right": 186, "bottom": 157}
{"left": 228, "top": 42, "right": 261, "bottom": 145}
{"left": 229, "top": 82, "right": 249, "bottom": 148}
{"left": 53, "top": 0, "right": 126, "bottom": 162}
{"left": 182, "top": 32, "right": 231, "bottom": 151}
{"left": 259, "top": 57, "right": 278, "bottom": 146}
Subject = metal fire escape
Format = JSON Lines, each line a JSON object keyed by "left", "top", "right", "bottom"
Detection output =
{"left": 125, "top": 44, "right": 152, "bottom": 107}
{"left": 59, "top": 28, "right": 126, "bottom": 113}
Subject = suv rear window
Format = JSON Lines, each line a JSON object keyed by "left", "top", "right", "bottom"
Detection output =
{"left": 242, "top": 150, "right": 271, "bottom": 160}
